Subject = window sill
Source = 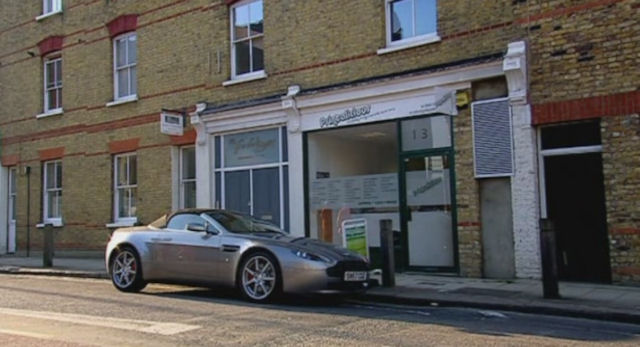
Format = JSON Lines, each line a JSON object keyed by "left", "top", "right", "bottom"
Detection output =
{"left": 222, "top": 71, "right": 268, "bottom": 87}
{"left": 377, "top": 34, "right": 441, "bottom": 55}
{"left": 106, "top": 219, "right": 138, "bottom": 228}
{"left": 36, "top": 108, "right": 64, "bottom": 119}
{"left": 36, "top": 220, "right": 63, "bottom": 228}
{"left": 106, "top": 96, "right": 138, "bottom": 107}
{"left": 36, "top": 10, "right": 63, "bottom": 22}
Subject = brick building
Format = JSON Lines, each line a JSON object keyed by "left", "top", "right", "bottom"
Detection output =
{"left": 0, "top": 1, "right": 638, "bottom": 284}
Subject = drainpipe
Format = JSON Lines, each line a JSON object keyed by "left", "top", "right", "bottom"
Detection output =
{"left": 24, "top": 166, "right": 31, "bottom": 257}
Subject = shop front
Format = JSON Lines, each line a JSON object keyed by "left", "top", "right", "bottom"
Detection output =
{"left": 191, "top": 54, "right": 530, "bottom": 275}
{"left": 304, "top": 114, "right": 457, "bottom": 271}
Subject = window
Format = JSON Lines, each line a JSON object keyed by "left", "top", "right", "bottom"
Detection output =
{"left": 43, "top": 160, "right": 62, "bottom": 223}
{"left": 114, "top": 153, "right": 137, "bottom": 223}
{"left": 167, "top": 214, "right": 205, "bottom": 230}
{"left": 214, "top": 127, "right": 289, "bottom": 231}
{"left": 43, "top": 0, "right": 62, "bottom": 15}
{"left": 180, "top": 146, "right": 196, "bottom": 209}
{"left": 44, "top": 56, "right": 62, "bottom": 113}
{"left": 385, "top": 0, "right": 438, "bottom": 47}
{"left": 230, "top": 0, "right": 264, "bottom": 78}
{"left": 113, "top": 32, "right": 137, "bottom": 101}
{"left": 9, "top": 167, "right": 17, "bottom": 222}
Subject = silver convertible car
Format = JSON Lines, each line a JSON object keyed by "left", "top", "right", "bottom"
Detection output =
{"left": 105, "top": 209, "right": 369, "bottom": 302}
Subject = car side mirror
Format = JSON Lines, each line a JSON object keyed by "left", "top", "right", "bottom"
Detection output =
{"left": 186, "top": 223, "right": 206, "bottom": 232}
{"left": 205, "top": 222, "right": 219, "bottom": 235}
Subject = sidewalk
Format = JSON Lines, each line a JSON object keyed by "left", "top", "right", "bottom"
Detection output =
{"left": 2, "top": 254, "right": 640, "bottom": 324}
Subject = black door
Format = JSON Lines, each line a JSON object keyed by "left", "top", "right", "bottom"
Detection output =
{"left": 544, "top": 153, "right": 611, "bottom": 283}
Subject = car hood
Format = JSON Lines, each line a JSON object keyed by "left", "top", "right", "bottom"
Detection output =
{"left": 243, "top": 232, "right": 367, "bottom": 262}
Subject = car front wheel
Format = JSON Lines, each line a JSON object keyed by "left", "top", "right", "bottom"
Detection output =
{"left": 239, "top": 252, "right": 280, "bottom": 302}
{"left": 110, "top": 247, "right": 146, "bottom": 292}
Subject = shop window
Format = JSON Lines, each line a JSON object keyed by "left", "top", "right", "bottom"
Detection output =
{"left": 180, "top": 146, "right": 196, "bottom": 209}
{"left": 381, "top": 0, "right": 439, "bottom": 53}
{"left": 230, "top": 0, "right": 264, "bottom": 79}
{"left": 307, "top": 122, "right": 400, "bottom": 247}
{"left": 43, "top": 160, "right": 62, "bottom": 224}
{"left": 113, "top": 32, "right": 137, "bottom": 102}
{"left": 114, "top": 153, "right": 137, "bottom": 224}
{"left": 214, "top": 127, "right": 288, "bottom": 231}
{"left": 43, "top": 56, "right": 62, "bottom": 114}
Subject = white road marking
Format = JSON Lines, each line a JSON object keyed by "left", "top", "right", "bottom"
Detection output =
{"left": 0, "top": 328, "right": 52, "bottom": 339}
{"left": 478, "top": 310, "right": 508, "bottom": 319}
{"left": 0, "top": 307, "right": 200, "bottom": 336}
{"left": 348, "top": 303, "right": 431, "bottom": 317}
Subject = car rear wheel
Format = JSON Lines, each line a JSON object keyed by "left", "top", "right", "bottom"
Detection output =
{"left": 110, "top": 247, "right": 146, "bottom": 292}
{"left": 239, "top": 252, "right": 280, "bottom": 302}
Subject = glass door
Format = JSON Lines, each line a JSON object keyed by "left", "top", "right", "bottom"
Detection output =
{"left": 401, "top": 152, "right": 456, "bottom": 269}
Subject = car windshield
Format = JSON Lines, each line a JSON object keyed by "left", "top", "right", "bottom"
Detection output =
{"left": 205, "top": 211, "right": 283, "bottom": 234}
{"left": 149, "top": 214, "right": 168, "bottom": 229}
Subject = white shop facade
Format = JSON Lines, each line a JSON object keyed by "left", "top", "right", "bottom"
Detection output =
{"left": 190, "top": 45, "right": 539, "bottom": 275}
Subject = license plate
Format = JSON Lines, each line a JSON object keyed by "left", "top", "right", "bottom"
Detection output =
{"left": 344, "top": 271, "right": 367, "bottom": 282}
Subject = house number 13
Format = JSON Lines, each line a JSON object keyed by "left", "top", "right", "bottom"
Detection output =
{"left": 413, "top": 128, "right": 429, "bottom": 140}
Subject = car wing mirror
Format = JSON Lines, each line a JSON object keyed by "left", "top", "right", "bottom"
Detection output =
{"left": 205, "top": 222, "right": 220, "bottom": 235}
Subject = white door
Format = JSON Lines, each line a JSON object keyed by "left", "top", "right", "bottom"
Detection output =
{"left": 7, "top": 167, "right": 16, "bottom": 253}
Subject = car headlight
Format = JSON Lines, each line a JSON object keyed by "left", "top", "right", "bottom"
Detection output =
{"left": 292, "top": 249, "right": 332, "bottom": 263}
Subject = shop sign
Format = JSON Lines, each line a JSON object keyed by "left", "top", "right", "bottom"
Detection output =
{"left": 160, "top": 111, "right": 183, "bottom": 136}
{"left": 303, "top": 90, "right": 457, "bottom": 131}
{"left": 341, "top": 219, "right": 369, "bottom": 259}
{"left": 224, "top": 128, "right": 279, "bottom": 167}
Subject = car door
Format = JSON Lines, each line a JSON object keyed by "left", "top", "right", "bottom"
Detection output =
{"left": 164, "top": 213, "right": 222, "bottom": 284}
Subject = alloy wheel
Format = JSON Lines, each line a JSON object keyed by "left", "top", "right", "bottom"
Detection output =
{"left": 112, "top": 250, "right": 137, "bottom": 289}
{"left": 242, "top": 255, "right": 276, "bottom": 301}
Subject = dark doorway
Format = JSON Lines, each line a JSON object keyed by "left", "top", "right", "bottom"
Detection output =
{"left": 544, "top": 153, "right": 611, "bottom": 283}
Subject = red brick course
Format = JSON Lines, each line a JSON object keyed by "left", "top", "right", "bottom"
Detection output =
{"left": 532, "top": 90, "right": 640, "bottom": 125}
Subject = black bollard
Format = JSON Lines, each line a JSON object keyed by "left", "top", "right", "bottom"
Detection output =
{"left": 43, "top": 223, "right": 54, "bottom": 268}
{"left": 540, "top": 219, "right": 560, "bottom": 299}
{"left": 380, "top": 219, "right": 395, "bottom": 287}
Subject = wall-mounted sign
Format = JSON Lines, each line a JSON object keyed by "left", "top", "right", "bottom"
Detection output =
{"left": 160, "top": 111, "right": 184, "bottom": 136}
{"left": 341, "top": 219, "right": 369, "bottom": 259}
{"left": 302, "top": 90, "right": 457, "bottom": 132}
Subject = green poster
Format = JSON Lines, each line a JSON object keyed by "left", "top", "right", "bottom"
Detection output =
{"left": 341, "top": 219, "right": 369, "bottom": 259}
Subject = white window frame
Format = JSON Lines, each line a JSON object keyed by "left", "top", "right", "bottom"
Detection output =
{"left": 43, "top": 160, "right": 62, "bottom": 225}
{"left": 179, "top": 146, "right": 197, "bottom": 209}
{"left": 112, "top": 32, "right": 137, "bottom": 103}
{"left": 113, "top": 153, "right": 137, "bottom": 225}
{"left": 9, "top": 167, "right": 17, "bottom": 223}
{"left": 230, "top": 0, "right": 265, "bottom": 80}
{"left": 379, "top": 0, "right": 440, "bottom": 55}
{"left": 37, "top": 0, "right": 62, "bottom": 20}
{"left": 43, "top": 0, "right": 62, "bottom": 14}
{"left": 43, "top": 56, "right": 63, "bottom": 115}
{"left": 214, "top": 127, "right": 288, "bottom": 230}
{"left": 537, "top": 127, "right": 603, "bottom": 220}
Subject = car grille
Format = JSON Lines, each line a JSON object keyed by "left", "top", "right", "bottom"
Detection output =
{"left": 326, "top": 260, "right": 369, "bottom": 278}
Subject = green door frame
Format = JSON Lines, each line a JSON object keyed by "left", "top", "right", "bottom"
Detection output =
{"left": 397, "top": 115, "right": 459, "bottom": 273}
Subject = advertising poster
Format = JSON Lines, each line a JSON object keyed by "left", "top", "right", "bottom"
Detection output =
{"left": 341, "top": 219, "right": 369, "bottom": 259}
